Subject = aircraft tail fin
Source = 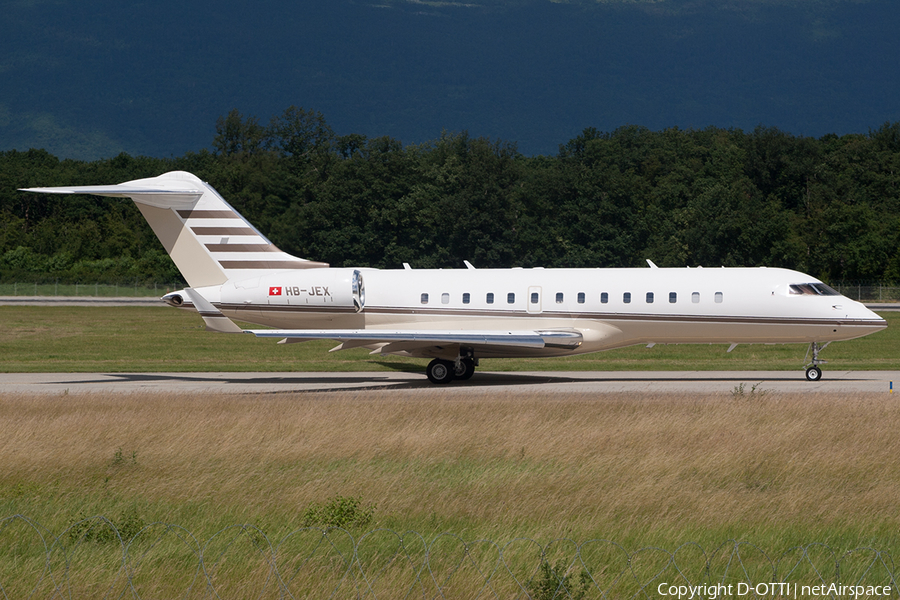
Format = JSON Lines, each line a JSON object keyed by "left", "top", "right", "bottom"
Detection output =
{"left": 21, "top": 171, "right": 328, "bottom": 288}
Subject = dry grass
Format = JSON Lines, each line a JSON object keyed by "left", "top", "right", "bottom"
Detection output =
{"left": 2, "top": 389, "right": 899, "bottom": 550}
{"left": 5, "top": 390, "right": 900, "bottom": 595}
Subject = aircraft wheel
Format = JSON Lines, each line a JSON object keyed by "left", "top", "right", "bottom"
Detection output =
{"left": 805, "top": 366, "right": 822, "bottom": 381}
{"left": 426, "top": 359, "right": 455, "bottom": 384}
{"left": 454, "top": 358, "right": 476, "bottom": 380}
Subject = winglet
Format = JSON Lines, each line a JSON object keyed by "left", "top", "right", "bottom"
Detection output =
{"left": 182, "top": 288, "right": 243, "bottom": 333}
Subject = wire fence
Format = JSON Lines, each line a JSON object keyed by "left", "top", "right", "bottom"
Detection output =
{"left": 0, "top": 281, "right": 182, "bottom": 298}
{"left": 829, "top": 283, "right": 900, "bottom": 303}
{"left": 1, "top": 515, "right": 897, "bottom": 599}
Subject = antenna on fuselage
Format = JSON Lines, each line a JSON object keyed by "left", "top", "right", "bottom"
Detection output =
{"left": 646, "top": 259, "right": 658, "bottom": 269}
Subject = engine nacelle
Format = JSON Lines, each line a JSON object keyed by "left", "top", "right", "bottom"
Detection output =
{"left": 162, "top": 291, "right": 186, "bottom": 307}
{"left": 220, "top": 268, "right": 365, "bottom": 312}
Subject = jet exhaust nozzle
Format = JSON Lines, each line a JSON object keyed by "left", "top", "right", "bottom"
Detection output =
{"left": 162, "top": 292, "right": 184, "bottom": 307}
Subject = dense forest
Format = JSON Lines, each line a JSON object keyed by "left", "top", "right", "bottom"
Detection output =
{"left": 1, "top": 107, "right": 899, "bottom": 285}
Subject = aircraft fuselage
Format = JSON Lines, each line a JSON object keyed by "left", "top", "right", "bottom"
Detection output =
{"left": 186, "top": 266, "right": 885, "bottom": 360}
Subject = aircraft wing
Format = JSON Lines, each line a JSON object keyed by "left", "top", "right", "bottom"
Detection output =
{"left": 245, "top": 328, "right": 584, "bottom": 350}
{"left": 180, "top": 287, "right": 583, "bottom": 351}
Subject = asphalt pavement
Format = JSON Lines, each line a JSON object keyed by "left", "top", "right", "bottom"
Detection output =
{"left": 0, "top": 370, "right": 896, "bottom": 395}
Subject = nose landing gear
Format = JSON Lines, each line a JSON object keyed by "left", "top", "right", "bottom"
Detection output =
{"left": 803, "top": 341, "right": 831, "bottom": 381}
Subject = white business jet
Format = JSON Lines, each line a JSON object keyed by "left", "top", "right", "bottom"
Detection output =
{"left": 22, "top": 171, "right": 886, "bottom": 384}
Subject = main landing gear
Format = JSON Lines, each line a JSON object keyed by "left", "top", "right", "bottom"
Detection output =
{"left": 804, "top": 341, "right": 831, "bottom": 381}
{"left": 426, "top": 351, "right": 477, "bottom": 384}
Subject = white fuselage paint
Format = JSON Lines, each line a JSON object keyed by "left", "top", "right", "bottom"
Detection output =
{"left": 201, "top": 265, "right": 886, "bottom": 359}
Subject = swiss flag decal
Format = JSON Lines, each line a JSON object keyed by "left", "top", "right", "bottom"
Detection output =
{"left": 268, "top": 287, "right": 282, "bottom": 296}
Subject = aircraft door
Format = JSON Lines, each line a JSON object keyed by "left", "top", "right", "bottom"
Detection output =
{"left": 352, "top": 270, "right": 365, "bottom": 313}
{"left": 527, "top": 286, "right": 542, "bottom": 313}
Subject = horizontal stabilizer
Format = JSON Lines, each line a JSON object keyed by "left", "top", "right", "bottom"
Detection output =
{"left": 21, "top": 171, "right": 327, "bottom": 288}
{"left": 20, "top": 184, "right": 203, "bottom": 209}
{"left": 244, "top": 328, "right": 584, "bottom": 350}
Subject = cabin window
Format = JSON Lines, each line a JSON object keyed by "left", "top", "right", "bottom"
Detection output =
{"left": 692, "top": 292, "right": 700, "bottom": 303}
{"left": 556, "top": 292, "right": 564, "bottom": 303}
{"left": 530, "top": 292, "right": 539, "bottom": 304}
{"left": 646, "top": 292, "right": 654, "bottom": 303}
{"left": 669, "top": 292, "right": 677, "bottom": 303}
{"left": 715, "top": 291, "right": 723, "bottom": 303}
{"left": 463, "top": 293, "right": 470, "bottom": 304}
{"left": 577, "top": 292, "right": 585, "bottom": 304}
{"left": 601, "top": 292, "right": 609, "bottom": 304}
{"left": 507, "top": 292, "right": 515, "bottom": 304}
{"left": 441, "top": 293, "right": 450, "bottom": 304}
{"left": 623, "top": 292, "right": 631, "bottom": 304}
{"left": 420, "top": 293, "right": 429, "bottom": 304}
{"left": 486, "top": 292, "right": 494, "bottom": 304}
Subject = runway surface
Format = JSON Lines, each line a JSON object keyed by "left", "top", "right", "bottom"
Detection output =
{"left": 0, "top": 370, "right": 896, "bottom": 395}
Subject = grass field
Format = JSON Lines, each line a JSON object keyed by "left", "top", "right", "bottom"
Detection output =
{"left": 0, "top": 305, "right": 896, "bottom": 372}
{"left": 1, "top": 307, "right": 897, "bottom": 595}
{"left": 2, "top": 391, "right": 900, "bottom": 596}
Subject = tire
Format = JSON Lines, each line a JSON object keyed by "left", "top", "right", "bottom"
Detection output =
{"left": 453, "top": 358, "right": 476, "bottom": 381}
{"left": 427, "top": 359, "right": 455, "bottom": 384}
{"left": 805, "top": 366, "right": 822, "bottom": 381}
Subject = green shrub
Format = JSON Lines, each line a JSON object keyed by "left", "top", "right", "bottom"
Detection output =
{"left": 526, "top": 559, "right": 590, "bottom": 600}
{"left": 301, "top": 495, "right": 375, "bottom": 529}
{"left": 67, "top": 505, "right": 146, "bottom": 545}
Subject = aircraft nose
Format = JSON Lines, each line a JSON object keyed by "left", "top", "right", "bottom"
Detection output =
{"left": 848, "top": 301, "right": 888, "bottom": 331}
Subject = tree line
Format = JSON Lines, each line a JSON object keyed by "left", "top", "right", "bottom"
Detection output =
{"left": 1, "top": 106, "right": 899, "bottom": 285}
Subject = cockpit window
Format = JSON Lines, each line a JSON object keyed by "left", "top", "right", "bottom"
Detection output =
{"left": 812, "top": 283, "right": 840, "bottom": 296}
{"left": 789, "top": 283, "right": 840, "bottom": 296}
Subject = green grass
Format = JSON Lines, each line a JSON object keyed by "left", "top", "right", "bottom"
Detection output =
{"left": 0, "top": 306, "right": 896, "bottom": 372}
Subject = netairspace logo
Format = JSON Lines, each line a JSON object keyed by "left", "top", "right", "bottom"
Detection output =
{"left": 656, "top": 582, "right": 893, "bottom": 599}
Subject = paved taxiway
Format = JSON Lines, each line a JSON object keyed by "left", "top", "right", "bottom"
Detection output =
{"left": 0, "top": 371, "right": 896, "bottom": 395}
